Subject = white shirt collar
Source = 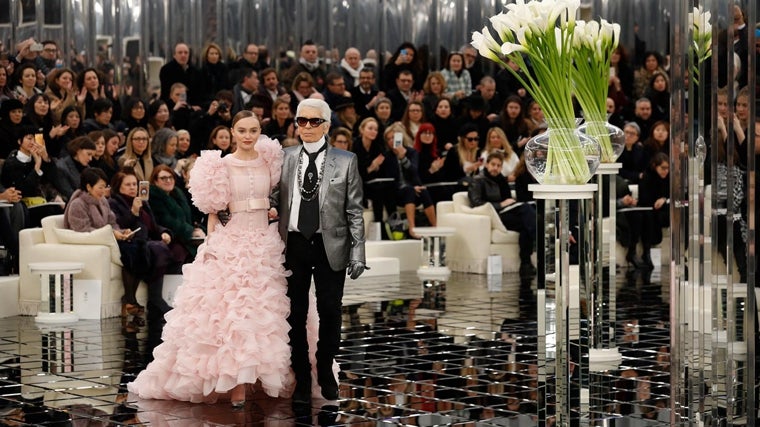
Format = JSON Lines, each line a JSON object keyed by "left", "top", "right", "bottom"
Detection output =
{"left": 302, "top": 137, "right": 327, "bottom": 154}
{"left": 16, "top": 150, "right": 32, "bottom": 163}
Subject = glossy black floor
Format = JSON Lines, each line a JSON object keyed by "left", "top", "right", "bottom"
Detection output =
{"left": 0, "top": 263, "right": 672, "bottom": 426}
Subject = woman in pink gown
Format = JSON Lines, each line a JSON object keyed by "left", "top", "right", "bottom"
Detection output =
{"left": 128, "top": 111, "right": 295, "bottom": 405}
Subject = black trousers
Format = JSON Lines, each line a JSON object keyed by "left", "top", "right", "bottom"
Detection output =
{"left": 499, "top": 204, "right": 536, "bottom": 264}
{"left": 285, "top": 232, "right": 346, "bottom": 385}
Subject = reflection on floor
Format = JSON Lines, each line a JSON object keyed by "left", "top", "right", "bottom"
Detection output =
{"left": 0, "top": 265, "right": 672, "bottom": 426}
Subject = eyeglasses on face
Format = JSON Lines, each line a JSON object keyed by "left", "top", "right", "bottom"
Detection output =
{"left": 466, "top": 136, "right": 480, "bottom": 142}
{"left": 421, "top": 130, "right": 435, "bottom": 135}
{"left": 157, "top": 175, "right": 175, "bottom": 182}
{"left": 295, "top": 117, "right": 327, "bottom": 127}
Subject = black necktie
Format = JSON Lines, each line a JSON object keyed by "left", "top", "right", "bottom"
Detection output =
{"left": 298, "top": 145, "right": 326, "bottom": 239}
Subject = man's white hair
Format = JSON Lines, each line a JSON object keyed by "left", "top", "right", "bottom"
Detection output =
{"left": 296, "top": 98, "right": 332, "bottom": 122}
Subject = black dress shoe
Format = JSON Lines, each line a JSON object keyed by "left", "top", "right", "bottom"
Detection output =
{"left": 519, "top": 262, "right": 536, "bottom": 278}
{"left": 320, "top": 383, "right": 338, "bottom": 400}
{"left": 293, "top": 379, "right": 312, "bottom": 404}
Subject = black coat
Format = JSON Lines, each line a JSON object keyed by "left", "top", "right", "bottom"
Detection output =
{"left": 1, "top": 150, "right": 57, "bottom": 198}
{"left": 468, "top": 170, "right": 511, "bottom": 213}
{"left": 159, "top": 59, "right": 204, "bottom": 105}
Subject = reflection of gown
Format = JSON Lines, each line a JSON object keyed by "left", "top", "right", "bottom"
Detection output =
{"left": 128, "top": 141, "right": 304, "bottom": 403}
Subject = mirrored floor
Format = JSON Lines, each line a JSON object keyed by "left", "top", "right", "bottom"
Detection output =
{"left": 0, "top": 263, "right": 672, "bottom": 426}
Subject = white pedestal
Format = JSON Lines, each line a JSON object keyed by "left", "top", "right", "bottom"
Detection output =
{"left": 29, "top": 262, "right": 84, "bottom": 324}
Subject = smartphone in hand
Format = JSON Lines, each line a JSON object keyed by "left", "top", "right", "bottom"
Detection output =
{"left": 124, "top": 227, "right": 142, "bottom": 239}
{"left": 393, "top": 132, "right": 403, "bottom": 149}
{"left": 138, "top": 181, "right": 150, "bottom": 200}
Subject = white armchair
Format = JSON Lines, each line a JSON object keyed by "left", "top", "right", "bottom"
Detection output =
{"left": 19, "top": 215, "right": 145, "bottom": 318}
{"left": 436, "top": 192, "right": 523, "bottom": 274}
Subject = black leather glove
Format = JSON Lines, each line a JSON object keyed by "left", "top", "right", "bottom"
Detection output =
{"left": 217, "top": 208, "right": 231, "bottom": 226}
{"left": 346, "top": 261, "right": 369, "bottom": 280}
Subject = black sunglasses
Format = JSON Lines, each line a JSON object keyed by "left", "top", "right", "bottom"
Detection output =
{"left": 295, "top": 117, "right": 327, "bottom": 127}
{"left": 466, "top": 136, "right": 480, "bottom": 142}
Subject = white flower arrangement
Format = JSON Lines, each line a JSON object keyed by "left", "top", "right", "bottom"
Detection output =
{"left": 571, "top": 18, "right": 622, "bottom": 162}
{"left": 472, "top": 0, "right": 594, "bottom": 183}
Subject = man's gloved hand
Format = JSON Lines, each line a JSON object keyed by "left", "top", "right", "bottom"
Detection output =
{"left": 346, "top": 261, "right": 369, "bottom": 280}
{"left": 217, "top": 208, "right": 231, "bottom": 226}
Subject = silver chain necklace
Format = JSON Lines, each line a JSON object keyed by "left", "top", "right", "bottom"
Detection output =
{"left": 297, "top": 148, "right": 326, "bottom": 202}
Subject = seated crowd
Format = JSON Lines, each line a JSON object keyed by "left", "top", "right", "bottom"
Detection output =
{"left": 0, "top": 9, "right": 752, "bottom": 301}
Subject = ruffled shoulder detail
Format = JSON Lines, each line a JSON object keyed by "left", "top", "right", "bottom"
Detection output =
{"left": 189, "top": 150, "right": 231, "bottom": 214}
{"left": 256, "top": 136, "right": 284, "bottom": 191}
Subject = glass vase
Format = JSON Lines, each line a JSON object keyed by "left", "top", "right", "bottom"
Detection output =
{"left": 577, "top": 121, "right": 625, "bottom": 163}
{"left": 524, "top": 123, "right": 601, "bottom": 185}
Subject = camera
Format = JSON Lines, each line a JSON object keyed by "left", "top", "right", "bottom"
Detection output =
{"left": 217, "top": 102, "right": 228, "bottom": 113}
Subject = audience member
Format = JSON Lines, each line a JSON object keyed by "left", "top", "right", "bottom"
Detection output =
{"left": 421, "top": 71, "right": 447, "bottom": 118}
{"left": 638, "top": 152, "right": 671, "bottom": 270}
{"left": 642, "top": 120, "right": 670, "bottom": 162}
{"left": 12, "top": 63, "right": 42, "bottom": 102}
{"left": 287, "top": 71, "right": 319, "bottom": 114}
{"left": 373, "top": 97, "right": 394, "bottom": 131}
{"left": 159, "top": 43, "right": 203, "bottom": 105}
{"left": 207, "top": 125, "right": 233, "bottom": 156}
{"left": 481, "top": 127, "right": 519, "bottom": 179}
{"left": 386, "top": 70, "right": 418, "bottom": 122}
{"left": 91, "top": 129, "right": 119, "bottom": 181}
{"left": 55, "top": 136, "right": 96, "bottom": 200}
{"left": 231, "top": 67, "right": 261, "bottom": 115}
{"left": 56, "top": 105, "right": 86, "bottom": 156}
{"left": 462, "top": 45, "right": 484, "bottom": 91}
{"left": 122, "top": 97, "right": 149, "bottom": 131}
{"left": 82, "top": 97, "right": 115, "bottom": 132}
{"left": 146, "top": 100, "right": 172, "bottom": 137}
{"left": 633, "top": 51, "right": 666, "bottom": 99}
{"left": 262, "top": 97, "right": 294, "bottom": 142}
{"left": 283, "top": 40, "right": 327, "bottom": 90}
{"left": 383, "top": 42, "right": 427, "bottom": 92}
{"left": 75, "top": 67, "right": 105, "bottom": 120}
{"left": 618, "top": 122, "right": 647, "bottom": 183}
{"left": 353, "top": 117, "right": 394, "bottom": 226}
{"left": 609, "top": 45, "right": 634, "bottom": 116}
{"left": 199, "top": 42, "right": 230, "bottom": 104}
{"left": 469, "top": 151, "right": 536, "bottom": 277}
{"left": 442, "top": 123, "right": 481, "bottom": 183}
{"left": 440, "top": 52, "right": 471, "bottom": 107}
{"left": 633, "top": 97, "right": 655, "bottom": 140}
{"left": 476, "top": 76, "right": 502, "bottom": 120}
{"left": 381, "top": 123, "right": 436, "bottom": 238}
{"left": 350, "top": 67, "right": 384, "bottom": 120}
{"left": 495, "top": 95, "right": 531, "bottom": 156}
{"left": 399, "top": 101, "right": 425, "bottom": 140}
{"left": 148, "top": 164, "right": 202, "bottom": 262}
{"left": 643, "top": 70, "right": 670, "bottom": 122}
{"left": 339, "top": 47, "right": 363, "bottom": 88}
{"left": 44, "top": 68, "right": 77, "bottom": 124}
{"left": 174, "top": 129, "right": 193, "bottom": 160}
{"left": 151, "top": 128, "right": 178, "bottom": 169}
{"left": 1, "top": 126, "right": 61, "bottom": 226}
{"left": 117, "top": 127, "right": 154, "bottom": 181}
{"left": 109, "top": 169, "right": 177, "bottom": 319}
{"left": 428, "top": 98, "right": 457, "bottom": 155}
{"left": 0, "top": 99, "right": 25, "bottom": 159}
{"left": 329, "top": 127, "right": 353, "bottom": 151}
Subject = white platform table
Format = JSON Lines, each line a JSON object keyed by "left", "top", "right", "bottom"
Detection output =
{"left": 29, "top": 262, "right": 84, "bottom": 324}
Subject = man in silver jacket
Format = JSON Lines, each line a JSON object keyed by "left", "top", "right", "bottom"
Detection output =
{"left": 272, "top": 98, "right": 366, "bottom": 404}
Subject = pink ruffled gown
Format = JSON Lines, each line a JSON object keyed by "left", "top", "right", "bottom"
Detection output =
{"left": 128, "top": 139, "right": 306, "bottom": 403}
